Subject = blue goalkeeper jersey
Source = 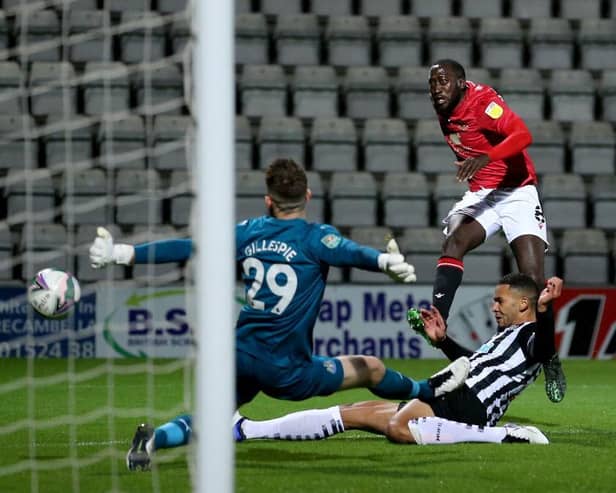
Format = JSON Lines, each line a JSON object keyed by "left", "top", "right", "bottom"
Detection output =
{"left": 133, "top": 217, "right": 383, "bottom": 365}
{"left": 235, "top": 216, "right": 381, "bottom": 365}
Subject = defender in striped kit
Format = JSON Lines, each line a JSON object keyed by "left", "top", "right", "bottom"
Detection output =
{"left": 234, "top": 274, "right": 561, "bottom": 445}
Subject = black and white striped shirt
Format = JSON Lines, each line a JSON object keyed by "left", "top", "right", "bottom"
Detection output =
{"left": 465, "top": 322, "right": 542, "bottom": 425}
{"left": 437, "top": 309, "right": 554, "bottom": 426}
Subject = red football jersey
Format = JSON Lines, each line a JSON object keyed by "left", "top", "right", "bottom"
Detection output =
{"left": 438, "top": 80, "right": 538, "bottom": 192}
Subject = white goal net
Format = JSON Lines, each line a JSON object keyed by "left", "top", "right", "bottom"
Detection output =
{"left": 0, "top": 1, "right": 200, "bottom": 491}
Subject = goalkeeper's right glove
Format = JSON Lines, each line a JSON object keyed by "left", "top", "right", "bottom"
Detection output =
{"left": 89, "top": 227, "right": 135, "bottom": 269}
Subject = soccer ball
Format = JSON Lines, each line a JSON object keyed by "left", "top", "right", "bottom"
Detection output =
{"left": 27, "top": 268, "right": 81, "bottom": 319}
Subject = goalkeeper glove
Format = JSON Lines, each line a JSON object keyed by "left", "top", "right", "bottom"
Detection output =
{"left": 89, "top": 227, "right": 135, "bottom": 268}
{"left": 377, "top": 238, "right": 417, "bottom": 283}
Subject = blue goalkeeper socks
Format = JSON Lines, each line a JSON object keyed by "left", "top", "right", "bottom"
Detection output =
{"left": 154, "top": 414, "right": 193, "bottom": 450}
{"left": 370, "top": 369, "right": 434, "bottom": 400}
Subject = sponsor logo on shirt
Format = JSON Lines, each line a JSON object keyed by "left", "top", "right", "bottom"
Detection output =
{"left": 484, "top": 101, "right": 504, "bottom": 119}
{"left": 323, "top": 359, "right": 337, "bottom": 374}
{"left": 321, "top": 234, "right": 341, "bottom": 249}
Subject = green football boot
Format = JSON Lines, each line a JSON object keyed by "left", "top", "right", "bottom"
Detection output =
{"left": 406, "top": 308, "right": 434, "bottom": 346}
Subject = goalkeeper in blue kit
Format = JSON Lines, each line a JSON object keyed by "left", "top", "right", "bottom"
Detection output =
{"left": 89, "top": 158, "right": 470, "bottom": 470}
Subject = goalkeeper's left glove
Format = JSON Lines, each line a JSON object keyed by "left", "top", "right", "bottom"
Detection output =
{"left": 377, "top": 238, "right": 417, "bottom": 283}
{"left": 89, "top": 227, "right": 135, "bottom": 269}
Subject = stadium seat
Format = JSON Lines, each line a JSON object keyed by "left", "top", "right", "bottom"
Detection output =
{"left": 29, "top": 62, "right": 77, "bottom": 116}
{"left": 292, "top": 65, "right": 339, "bottom": 118}
{"left": 549, "top": 70, "right": 595, "bottom": 122}
{"left": 236, "top": 115, "right": 254, "bottom": 169}
{"left": 151, "top": 115, "right": 192, "bottom": 170}
{"left": 433, "top": 173, "right": 468, "bottom": 224}
{"left": 344, "top": 66, "right": 390, "bottom": 119}
{"left": 569, "top": 122, "right": 615, "bottom": 176}
{"left": 134, "top": 63, "right": 184, "bottom": 115}
{"left": 460, "top": 0, "right": 504, "bottom": 17}
{"left": 477, "top": 18, "right": 523, "bottom": 69}
{"left": 396, "top": 66, "right": 434, "bottom": 120}
{"left": 465, "top": 68, "right": 495, "bottom": 88}
{"left": 4, "top": 0, "right": 97, "bottom": 8}
{"left": 240, "top": 64, "right": 287, "bottom": 117}
{"left": 236, "top": 170, "right": 266, "bottom": 221}
{"left": 528, "top": 18, "right": 574, "bottom": 70}
{"left": 540, "top": 174, "right": 587, "bottom": 231}
{"left": 382, "top": 172, "right": 430, "bottom": 227}
{"left": 311, "top": 117, "right": 358, "bottom": 171}
{"left": 397, "top": 227, "right": 443, "bottom": 282}
{"left": 4, "top": 169, "right": 55, "bottom": 224}
{"left": 19, "top": 223, "right": 69, "bottom": 281}
{"left": 275, "top": 14, "right": 321, "bottom": 66}
{"left": 463, "top": 233, "right": 505, "bottom": 284}
{"left": 349, "top": 226, "right": 394, "bottom": 282}
{"left": 376, "top": 16, "right": 422, "bottom": 68}
{"left": 0, "top": 114, "right": 37, "bottom": 170}
{"left": 235, "top": 14, "right": 269, "bottom": 66}
{"left": 525, "top": 121, "right": 566, "bottom": 175}
{"left": 510, "top": 0, "right": 551, "bottom": 18}
{"left": 158, "top": 0, "right": 188, "bottom": 14}
{"left": 82, "top": 62, "right": 130, "bottom": 115}
{"left": 0, "top": 227, "right": 13, "bottom": 280}
{"left": 13, "top": 9, "right": 60, "bottom": 61}
{"left": 170, "top": 16, "right": 190, "bottom": 54}
{"left": 0, "top": 16, "right": 8, "bottom": 60}
{"left": 590, "top": 175, "right": 616, "bottom": 231}
{"left": 561, "top": 229, "right": 609, "bottom": 285}
{"left": 363, "top": 118, "right": 409, "bottom": 172}
{"left": 169, "top": 170, "right": 193, "bottom": 227}
{"left": 600, "top": 70, "right": 616, "bottom": 122}
{"left": 115, "top": 169, "right": 162, "bottom": 226}
{"left": 410, "top": 0, "right": 452, "bottom": 17}
{"left": 312, "top": 0, "right": 353, "bottom": 15}
{"left": 0, "top": 61, "right": 24, "bottom": 113}
{"left": 361, "top": 0, "right": 403, "bottom": 16}
{"left": 414, "top": 121, "right": 455, "bottom": 174}
{"left": 131, "top": 225, "right": 186, "bottom": 284}
{"left": 560, "top": 0, "right": 601, "bottom": 19}
{"left": 305, "top": 171, "right": 325, "bottom": 223}
{"left": 326, "top": 16, "right": 371, "bottom": 67}
{"left": 67, "top": 10, "right": 112, "bottom": 62}
{"left": 98, "top": 116, "right": 147, "bottom": 169}
{"left": 498, "top": 68, "right": 544, "bottom": 121}
{"left": 236, "top": 0, "right": 252, "bottom": 14}
{"left": 258, "top": 116, "right": 305, "bottom": 169}
{"left": 329, "top": 171, "right": 377, "bottom": 227}
{"left": 106, "top": 0, "right": 150, "bottom": 12}
{"left": 427, "top": 17, "right": 473, "bottom": 68}
{"left": 60, "top": 168, "right": 110, "bottom": 225}
{"left": 75, "top": 225, "right": 125, "bottom": 282}
{"left": 578, "top": 19, "right": 616, "bottom": 70}
{"left": 119, "top": 12, "right": 166, "bottom": 63}
{"left": 45, "top": 115, "right": 93, "bottom": 170}
{"left": 261, "top": 0, "right": 302, "bottom": 15}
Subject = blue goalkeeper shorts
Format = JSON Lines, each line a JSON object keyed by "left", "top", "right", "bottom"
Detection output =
{"left": 236, "top": 349, "right": 344, "bottom": 406}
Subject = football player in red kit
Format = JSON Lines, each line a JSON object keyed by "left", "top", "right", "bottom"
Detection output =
{"left": 412, "top": 59, "right": 566, "bottom": 403}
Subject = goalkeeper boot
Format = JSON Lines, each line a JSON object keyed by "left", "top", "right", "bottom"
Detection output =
{"left": 406, "top": 308, "right": 434, "bottom": 346}
{"left": 126, "top": 423, "right": 154, "bottom": 471}
{"left": 428, "top": 356, "right": 470, "bottom": 397}
{"left": 543, "top": 353, "right": 567, "bottom": 403}
{"left": 502, "top": 424, "right": 549, "bottom": 444}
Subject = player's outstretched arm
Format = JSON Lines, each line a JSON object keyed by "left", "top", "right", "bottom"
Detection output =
{"left": 538, "top": 277, "right": 563, "bottom": 312}
{"left": 89, "top": 227, "right": 135, "bottom": 268}
{"left": 89, "top": 227, "right": 193, "bottom": 268}
{"left": 377, "top": 238, "right": 417, "bottom": 283}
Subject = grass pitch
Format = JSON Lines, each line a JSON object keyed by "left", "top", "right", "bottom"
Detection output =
{"left": 0, "top": 359, "right": 614, "bottom": 493}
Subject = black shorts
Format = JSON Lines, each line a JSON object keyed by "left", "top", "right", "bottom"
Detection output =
{"left": 427, "top": 385, "right": 488, "bottom": 426}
